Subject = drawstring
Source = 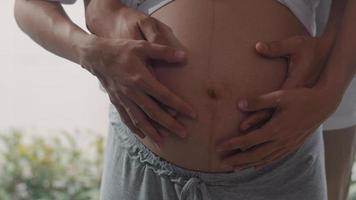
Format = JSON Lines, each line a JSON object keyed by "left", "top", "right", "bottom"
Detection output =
{"left": 179, "top": 177, "right": 211, "bottom": 200}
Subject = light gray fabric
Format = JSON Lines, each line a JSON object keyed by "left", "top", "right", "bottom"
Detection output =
{"left": 100, "top": 104, "right": 327, "bottom": 200}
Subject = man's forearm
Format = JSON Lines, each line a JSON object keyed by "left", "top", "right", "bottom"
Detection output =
{"left": 323, "top": 0, "right": 347, "bottom": 38}
{"left": 14, "top": 0, "right": 89, "bottom": 64}
{"left": 317, "top": 0, "right": 356, "bottom": 92}
{"left": 317, "top": 0, "right": 347, "bottom": 61}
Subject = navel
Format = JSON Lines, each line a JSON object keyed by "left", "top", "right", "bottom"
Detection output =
{"left": 206, "top": 88, "right": 219, "bottom": 100}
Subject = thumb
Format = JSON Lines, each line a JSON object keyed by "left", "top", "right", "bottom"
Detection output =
{"left": 137, "top": 17, "right": 167, "bottom": 45}
{"left": 237, "top": 91, "right": 284, "bottom": 112}
{"left": 256, "top": 36, "right": 303, "bottom": 58}
{"left": 141, "top": 42, "right": 187, "bottom": 63}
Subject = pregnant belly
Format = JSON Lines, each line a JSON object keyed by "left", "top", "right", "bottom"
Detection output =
{"left": 137, "top": 0, "right": 307, "bottom": 172}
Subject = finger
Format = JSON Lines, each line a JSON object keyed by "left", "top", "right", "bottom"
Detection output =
{"left": 237, "top": 90, "right": 285, "bottom": 112}
{"left": 216, "top": 123, "right": 278, "bottom": 152}
{"left": 137, "top": 77, "right": 197, "bottom": 119}
{"left": 256, "top": 36, "right": 304, "bottom": 58}
{"left": 124, "top": 89, "right": 187, "bottom": 138}
{"left": 150, "top": 119, "right": 171, "bottom": 138}
{"left": 254, "top": 147, "right": 292, "bottom": 170}
{"left": 108, "top": 92, "right": 147, "bottom": 139}
{"left": 119, "top": 95, "right": 164, "bottom": 147}
{"left": 220, "top": 141, "right": 281, "bottom": 167}
{"left": 115, "top": 102, "right": 146, "bottom": 139}
{"left": 281, "top": 57, "right": 311, "bottom": 89}
{"left": 137, "top": 17, "right": 167, "bottom": 45}
{"left": 239, "top": 110, "right": 272, "bottom": 131}
{"left": 161, "top": 104, "right": 178, "bottom": 117}
{"left": 137, "top": 41, "right": 187, "bottom": 63}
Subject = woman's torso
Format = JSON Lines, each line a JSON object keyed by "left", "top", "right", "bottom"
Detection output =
{"left": 134, "top": 0, "right": 308, "bottom": 172}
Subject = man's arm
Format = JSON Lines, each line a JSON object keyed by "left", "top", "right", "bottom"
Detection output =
{"left": 14, "top": 0, "right": 193, "bottom": 146}
{"left": 14, "top": 0, "right": 88, "bottom": 64}
{"left": 83, "top": 0, "right": 198, "bottom": 142}
{"left": 216, "top": 0, "right": 354, "bottom": 169}
{"left": 317, "top": 0, "right": 356, "bottom": 93}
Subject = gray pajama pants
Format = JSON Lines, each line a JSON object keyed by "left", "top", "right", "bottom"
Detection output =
{"left": 100, "top": 105, "right": 327, "bottom": 200}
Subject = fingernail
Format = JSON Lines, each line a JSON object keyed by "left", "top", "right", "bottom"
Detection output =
{"left": 256, "top": 42, "right": 268, "bottom": 51}
{"left": 175, "top": 50, "right": 186, "bottom": 60}
{"left": 238, "top": 100, "right": 248, "bottom": 109}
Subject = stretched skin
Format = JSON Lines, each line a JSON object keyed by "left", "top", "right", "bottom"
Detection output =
{"left": 137, "top": 0, "right": 308, "bottom": 172}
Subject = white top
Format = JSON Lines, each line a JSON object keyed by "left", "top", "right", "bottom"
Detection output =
{"left": 51, "top": 0, "right": 323, "bottom": 35}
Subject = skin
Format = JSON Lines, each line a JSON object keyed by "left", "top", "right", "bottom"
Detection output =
{"left": 85, "top": 0, "right": 354, "bottom": 172}
{"left": 19, "top": 1, "right": 351, "bottom": 173}
{"left": 14, "top": 0, "right": 197, "bottom": 148}
{"left": 324, "top": 126, "right": 356, "bottom": 200}
{"left": 85, "top": 0, "right": 198, "bottom": 146}
{"left": 217, "top": 0, "right": 356, "bottom": 170}
{"left": 217, "top": 0, "right": 346, "bottom": 170}
{"left": 86, "top": 0, "right": 313, "bottom": 172}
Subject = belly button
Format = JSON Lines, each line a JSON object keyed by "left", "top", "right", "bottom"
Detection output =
{"left": 206, "top": 88, "right": 219, "bottom": 100}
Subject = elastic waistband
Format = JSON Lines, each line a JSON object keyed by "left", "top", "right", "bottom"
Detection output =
{"left": 108, "top": 104, "right": 322, "bottom": 187}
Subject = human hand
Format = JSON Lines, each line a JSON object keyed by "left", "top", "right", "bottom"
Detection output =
{"left": 85, "top": 1, "right": 195, "bottom": 145}
{"left": 238, "top": 35, "right": 332, "bottom": 132}
{"left": 216, "top": 86, "right": 342, "bottom": 170}
{"left": 216, "top": 35, "right": 337, "bottom": 169}
{"left": 79, "top": 35, "right": 196, "bottom": 147}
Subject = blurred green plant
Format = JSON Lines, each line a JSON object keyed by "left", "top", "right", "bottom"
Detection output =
{"left": 0, "top": 129, "right": 104, "bottom": 200}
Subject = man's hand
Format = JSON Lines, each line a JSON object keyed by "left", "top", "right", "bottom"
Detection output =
{"left": 79, "top": 35, "right": 195, "bottom": 147}
{"left": 215, "top": 34, "right": 337, "bottom": 170}
{"left": 238, "top": 35, "right": 331, "bottom": 132}
{"left": 216, "top": 86, "right": 341, "bottom": 170}
{"left": 85, "top": 0, "right": 196, "bottom": 145}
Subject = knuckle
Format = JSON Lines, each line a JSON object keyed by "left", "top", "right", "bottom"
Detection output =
{"left": 134, "top": 40, "right": 149, "bottom": 51}
{"left": 131, "top": 74, "right": 145, "bottom": 86}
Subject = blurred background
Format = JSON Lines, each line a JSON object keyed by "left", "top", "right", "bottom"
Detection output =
{"left": 1, "top": 0, "right": 356, "bottom": 200}
{"left": 0, "top": 1, "right": 108, "bottom": 199}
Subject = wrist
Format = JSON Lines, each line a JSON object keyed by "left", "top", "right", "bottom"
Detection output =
{"left": 76, "top": 34, "right": 100, "bottom": 74}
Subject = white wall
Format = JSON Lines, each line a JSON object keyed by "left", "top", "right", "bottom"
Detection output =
{"left": 0, "top": 1, "right": 110, "bottom": 135}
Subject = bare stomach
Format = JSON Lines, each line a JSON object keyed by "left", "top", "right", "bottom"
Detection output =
{"left": 137, "top": 0, "right": 307, "bottom": 172}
